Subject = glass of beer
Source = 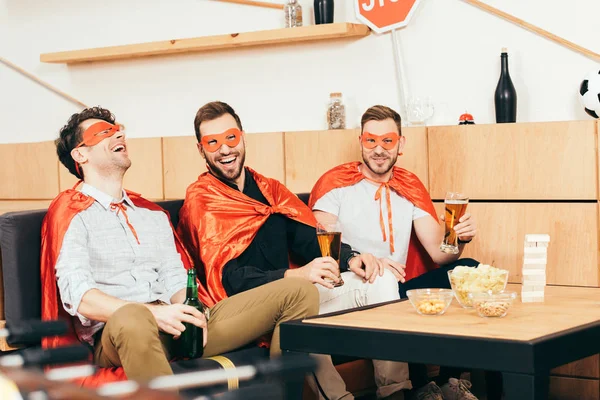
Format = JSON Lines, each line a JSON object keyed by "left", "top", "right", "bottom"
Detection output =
{"left": 440, "top": 192, "right": 469, "bottom": 254}
{"left": 316, "top": 222, "right": 344, "bottom": 287}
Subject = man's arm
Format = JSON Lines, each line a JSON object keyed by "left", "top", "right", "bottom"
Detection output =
{"left": 412, "top": 212, "right": 477, "bottom": 265}
{"left": 55, "top": 215, "right": 125, "bottom": 324}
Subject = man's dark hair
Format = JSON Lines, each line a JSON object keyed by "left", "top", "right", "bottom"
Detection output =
{"left": 55, "top": 107, "right": 115, "bottom": 179}
{"left": 360, "top": 105, "right": 402, "bottom": 136}
{"left": 194, "top": 101, "right": 243, "bottom": 143}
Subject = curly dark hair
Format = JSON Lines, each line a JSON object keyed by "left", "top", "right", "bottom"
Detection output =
{"left": 194, "top": 101, "right": 243, "bottom": 143}
{"left": 55, "top": 107, "right": 116, "bottom": 179}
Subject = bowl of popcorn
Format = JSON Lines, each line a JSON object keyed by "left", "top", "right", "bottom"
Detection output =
{"left": 406, "top": 289, "right": 454, "bottom": 316}
{"left": 468, "top": 291, "right": 517, "bottom": 318}
{"left": 447, "top": 264, "right": 509, "bottom": 308}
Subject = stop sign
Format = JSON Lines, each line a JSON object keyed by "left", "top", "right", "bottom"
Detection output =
{"left": 355, "top": 0, "right": 423, "bottom": 33}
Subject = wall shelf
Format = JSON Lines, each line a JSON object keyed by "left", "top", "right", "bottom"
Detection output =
{"left": 40, "top": 23, "right": 371, "bottom": 64}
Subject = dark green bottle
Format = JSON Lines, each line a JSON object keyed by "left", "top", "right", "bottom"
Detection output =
{"left": 179, "top": 268, "right": 204, "bottom": 359}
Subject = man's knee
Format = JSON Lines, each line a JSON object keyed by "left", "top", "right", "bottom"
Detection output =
{"left": 369, "top": 269, "right": 401, "bottom": 302}
{"left": 278, "top": 278, "right": 320, "bottom": 316}
{"left": 107, "top": 303, "right": 158, "bottom": 341}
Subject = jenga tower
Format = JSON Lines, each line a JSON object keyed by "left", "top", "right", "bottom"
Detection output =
{"left": 522, "top": 234, "right": 550, "bottom": 302}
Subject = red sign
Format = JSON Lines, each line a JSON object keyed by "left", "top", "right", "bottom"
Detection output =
{"left": 355, "top": 0, "right": 423, "bottom": 33}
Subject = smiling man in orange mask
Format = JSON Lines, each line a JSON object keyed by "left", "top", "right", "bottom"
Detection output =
{"left": 42, "top": 107, "right": 319, "bottom": 385}
{"left": 310, "top": 105, "right": 480, "bottom": 400}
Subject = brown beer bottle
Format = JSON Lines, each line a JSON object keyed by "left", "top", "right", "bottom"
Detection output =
{"left": 179, "top": 268, "right": 204, "bottom": 359}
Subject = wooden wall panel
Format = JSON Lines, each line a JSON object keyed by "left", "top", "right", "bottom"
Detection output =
{"left": 400, "top": 126, "right": 429, "bottom": 189}
{"left": 59, "top": 138, "right": 164, "bottom": 200}
{"left": 0, "top": 142, "right": 59, "bottom": 199}
{"left": 552, "top": 355, "right": 599, "bottom": 379}
{"left": 428, "top": 121, "right": 597, "bottom": 200}
{"left": 285, "top": 128, "right": 428, "bottom": 194}
{"left": 433, "top": 202, "right": 599, "bottom": 287}
{"left": 163, "top": 133, "right": 285, "bottom": 199}
{"left": 548, "top": 376, "right": 599, "bottom": 400}
{"left": 0, "top": 200, "right": 53, "bottom": 215}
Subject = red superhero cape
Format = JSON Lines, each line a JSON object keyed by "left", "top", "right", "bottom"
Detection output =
{"left": 308, "top": 162, "right": 438, "bottom": 281}
{"left": 177, "top": 167, "right": 316, "bottom": 307}
{"left": 40, "top": 187, "right": 194, "bottom": 387}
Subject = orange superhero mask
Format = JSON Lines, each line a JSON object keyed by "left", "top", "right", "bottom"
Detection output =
{"left": 76, "top": 121, "right": 124, "bottom": 148}
{"left": 361, "top": 132, "right": 400, "bottom": 150}
{"left": 201, "top": 128, "right": 243, "bottom": 153}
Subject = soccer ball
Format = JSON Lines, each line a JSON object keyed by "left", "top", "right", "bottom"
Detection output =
{"left": 579, "top": 69, "right": 600, "bottom": 119}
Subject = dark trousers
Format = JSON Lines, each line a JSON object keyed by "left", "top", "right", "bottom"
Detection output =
{"left": 401, "top": 258, "right": 502, "bottom": 399}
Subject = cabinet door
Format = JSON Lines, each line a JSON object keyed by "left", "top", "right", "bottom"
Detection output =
{"left": 0, "top": 141, "right": 59, "bottom": 199}
{"left": 428, "top": 121, "right": 597, "bottom": 200}
{"left": 433, "top": 202, "right": 599, "bottom": 287}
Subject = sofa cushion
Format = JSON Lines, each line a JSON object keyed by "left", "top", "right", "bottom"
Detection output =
{"left": 0, "top": 209, "right": 47, "bottom": 324}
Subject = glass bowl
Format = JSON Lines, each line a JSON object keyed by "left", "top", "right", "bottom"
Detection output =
{"left": 406, "top": 289, "right": 454, "bottom": 316}
{"left": 447, "top": 267, "right": 509, "bottom": 308}
{"left": 469, "top": 291, "right": 517, "bottom": 318}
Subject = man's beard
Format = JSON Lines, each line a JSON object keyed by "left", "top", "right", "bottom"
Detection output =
{"left": 206, "top": 151, "right": 246, "bottom": 183}
{"left": 362, "top": 151, "right": 397, "bottom": 176}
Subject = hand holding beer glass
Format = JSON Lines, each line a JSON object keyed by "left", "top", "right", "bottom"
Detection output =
{"left": 440, "top": 192, "right": 469, "bottom": 254}
{"left": 316, "top": 222, "right": 345, "bottom": 287}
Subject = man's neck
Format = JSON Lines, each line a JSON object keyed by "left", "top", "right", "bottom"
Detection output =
{"left": 360, "top": 163, "right": 393, "bottom": 183}
{"left": 83, "top": 172, "right": 125, "bottom": 200}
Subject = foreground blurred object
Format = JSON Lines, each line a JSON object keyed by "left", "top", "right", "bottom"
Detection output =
{"left": 1, "top": 320, "right": 68, "bottom": 347}
{"left": 0, "top": 345, "right": 91, "bottom": 369}
{"left": 99, "top": 353, "right": 317, "bottom": 397}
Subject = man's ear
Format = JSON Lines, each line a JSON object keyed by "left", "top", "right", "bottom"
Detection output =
{"left": 70, "top": 147, "right": 87, "bottom": 165}
{"left": 197, "top": 142, "right": 206, "bottom": 160}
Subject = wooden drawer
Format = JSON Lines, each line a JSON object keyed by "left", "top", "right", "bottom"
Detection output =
{"left": 285, "top": 127, "right": 428, "bottom": 194}
{"left": 549, "top": 376, "right": 599, "bottom": 400}
{"left": 428, "top": 121, "right": 597, "bottom": 200}
{"left": 433, "top": 202, "right": 598, "bottom": 286}
{"left": 552, "top": 355, "right": 599, "bottom": 379}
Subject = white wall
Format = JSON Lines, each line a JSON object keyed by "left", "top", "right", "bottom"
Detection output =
{"left": 1, "top": 0, "right": 599, "bottom": 144}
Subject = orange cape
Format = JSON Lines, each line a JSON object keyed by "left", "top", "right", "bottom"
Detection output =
{"left": 177, "top": 168, "right": 316, "bottom": 307}
{"left": 40, "top": 188, "right": 193, "bottom": 387}
{"left": 309, "top": 162, "right": 438, "bottom": 281}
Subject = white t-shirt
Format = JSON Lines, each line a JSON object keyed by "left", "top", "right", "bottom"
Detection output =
{"left": 313, "top": 180, "right": 429, "bottom": 264}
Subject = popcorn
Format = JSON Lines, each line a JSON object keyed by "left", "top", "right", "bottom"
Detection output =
{"left": 449, "top": 264, "right": 509, "bottom": 307}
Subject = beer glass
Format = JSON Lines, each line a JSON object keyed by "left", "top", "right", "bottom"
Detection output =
{"left": 316, "top": 222, "right": 344, "bottom": 287}
{"left": 440, "top": 192, "right": 469, "bottom": 254}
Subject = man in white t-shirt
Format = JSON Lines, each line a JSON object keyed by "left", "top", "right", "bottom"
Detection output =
{"left": 309, "top": 105, "right": 480, "bottom": 400}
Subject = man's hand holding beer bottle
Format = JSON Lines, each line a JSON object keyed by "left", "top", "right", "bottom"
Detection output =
{"left": 146, "top": 268, "right": 207, "bottom": 359}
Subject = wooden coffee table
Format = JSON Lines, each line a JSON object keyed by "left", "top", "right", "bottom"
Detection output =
{"left": 281, "top": 285, "right": 600, "bottom": 399}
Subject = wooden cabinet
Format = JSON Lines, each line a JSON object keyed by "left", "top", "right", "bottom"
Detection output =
{"left": 428, "top": 121, "right": 597, "bottom": 200}
{"left": 433, "top": 202, "right": 599, "bottom": 287}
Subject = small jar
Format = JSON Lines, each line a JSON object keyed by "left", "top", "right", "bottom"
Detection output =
{"left": 327, "top": 92, "right": 346, "bottom": 129}
{"left": 284, "top": 0, "right": 303, "bottom": 28}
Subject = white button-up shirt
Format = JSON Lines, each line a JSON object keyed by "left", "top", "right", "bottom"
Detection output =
{"left": 55, "top": 184, "right": 188, "bottom": 345}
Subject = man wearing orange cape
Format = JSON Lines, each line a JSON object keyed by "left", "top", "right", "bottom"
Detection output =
{"left": 42, "top": 107, "right": 319, "bottom": 386}
{"left": 177, "top": 102, "right": 411, "bottom": 400}
{"left": 310, "top": 105, "right": 480, "bottom": 400}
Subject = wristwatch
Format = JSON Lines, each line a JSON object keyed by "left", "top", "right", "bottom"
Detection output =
{"left": 344, "top": 250, "right": 361, "bottom": 270}
{"left": 458, "top": 237, "right": 472, "bottom": 245}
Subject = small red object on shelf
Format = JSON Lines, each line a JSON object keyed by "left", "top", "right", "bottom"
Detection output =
{"left": 458, "top": 112, "right": 475, "bottom": 125}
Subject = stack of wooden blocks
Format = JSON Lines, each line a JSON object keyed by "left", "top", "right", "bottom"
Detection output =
{"left": 522, "top": 234, "right": 550, "bottom": 302}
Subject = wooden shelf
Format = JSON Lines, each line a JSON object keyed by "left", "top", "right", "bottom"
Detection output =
{"left": 40, "top": 23, "right": 371, "bottom": 64}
